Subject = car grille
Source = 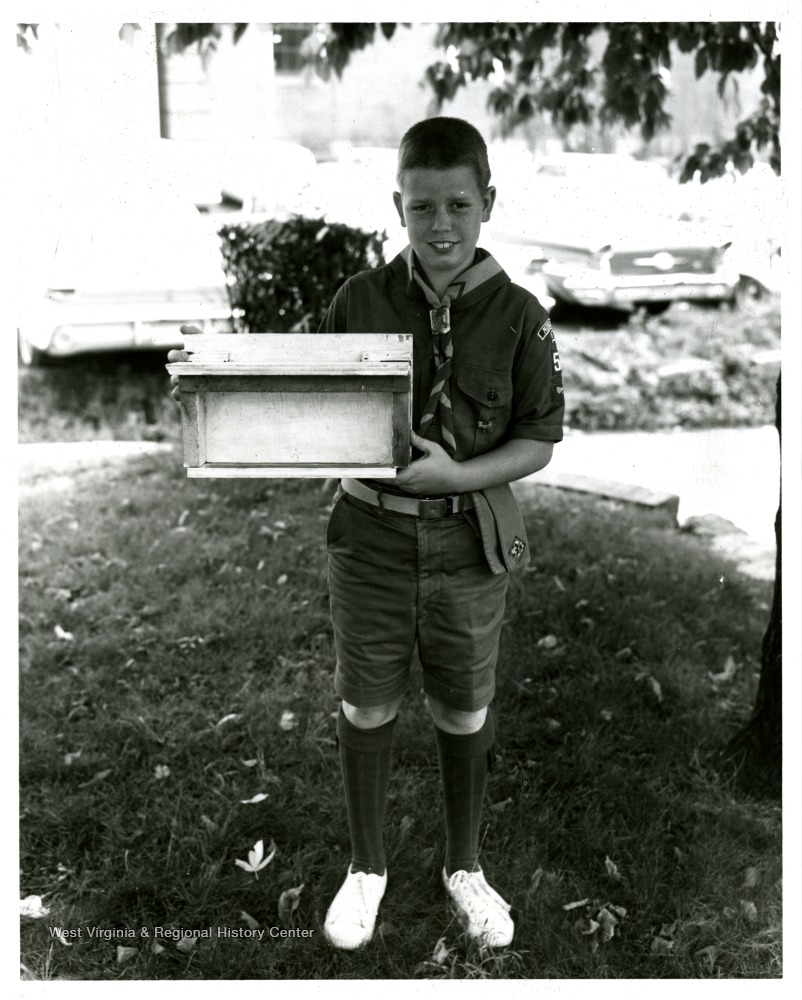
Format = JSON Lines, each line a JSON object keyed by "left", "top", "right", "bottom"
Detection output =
{"left": 609, "top": 247, "right": 720, "bottom": 276}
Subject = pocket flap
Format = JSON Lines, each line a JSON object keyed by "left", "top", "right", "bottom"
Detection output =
{"left": 457, "top": 365, "right": 513, "bottom": 407}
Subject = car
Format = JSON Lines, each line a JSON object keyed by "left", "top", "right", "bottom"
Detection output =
{"left": 15, "top": 139, "right": 232, "bottom": 366}
{"left": 488, "top": 153, "right": 740, "bottom": 314}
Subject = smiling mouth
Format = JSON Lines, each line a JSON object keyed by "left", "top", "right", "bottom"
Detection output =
{"left": 429, "top": 241, "right": 458, "bottom": 250}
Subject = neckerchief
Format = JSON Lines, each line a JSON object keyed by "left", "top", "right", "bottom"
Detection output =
{"left": 403, "top": 246, "right": 505, "bottom": 456}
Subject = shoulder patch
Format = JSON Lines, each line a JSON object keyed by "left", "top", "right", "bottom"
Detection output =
{"left": 537, "top": 317, "right": 553, "bottom": 341}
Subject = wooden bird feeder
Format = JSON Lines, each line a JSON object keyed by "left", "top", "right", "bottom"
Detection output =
{"left": 166, "top": 333, "right": 412, "bottom": 478}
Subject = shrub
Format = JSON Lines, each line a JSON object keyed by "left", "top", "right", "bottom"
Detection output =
{"left": 218, "top": 216, "right": 387, "bottom": 332}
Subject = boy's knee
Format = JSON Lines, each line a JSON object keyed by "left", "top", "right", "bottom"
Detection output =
{"left": 342, "top": 699, "right": 401, "bottom": 729}
{"left": 427, "top": 697, "right": 487, "bottom": 735}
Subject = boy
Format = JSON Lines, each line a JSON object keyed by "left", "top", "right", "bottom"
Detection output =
{"left": 170, "top": 117, "right": 563, "bottom": 951}
{"left": 318, "top": 117, "right": 564, "bottom": 951}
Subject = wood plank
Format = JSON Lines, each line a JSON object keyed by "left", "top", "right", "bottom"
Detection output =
{"left": 187, "top": 464, "right": 400, "bottom": 479}
{"left": 202, "top": 391, "right": 394, "bottom": 465}
{"left": 179, "top": 388, "right": 203, "bottom": 466}
{"left": 391, "top": 388, "right": 412, "bottom": 467}
{"left": 180, "top": 333, "right": 412, "bottom": 364}
{"left": 170, "top": 374, "right": 408, "bottom": 393}
{"left": 167, "top": 361, "right": 410, "bottom": 376}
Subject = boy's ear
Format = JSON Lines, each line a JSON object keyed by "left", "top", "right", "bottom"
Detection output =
{"left": 392, "top": 190, "right": 406, "bottom": 227}
{"left": 482, "top": 185, "right": 497, "bottom": 223}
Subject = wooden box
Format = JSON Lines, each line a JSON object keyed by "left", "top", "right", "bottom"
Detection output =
{"left": 166, "top": 333, "right": 412, "bottom": 478}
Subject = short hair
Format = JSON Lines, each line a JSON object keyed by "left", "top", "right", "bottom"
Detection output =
{"left": 396, "top": 117, "right": 491, "bottom": 191}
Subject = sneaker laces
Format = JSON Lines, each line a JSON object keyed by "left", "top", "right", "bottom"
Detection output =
{"left": 446, "top": 869, "right": 511, "bottom": 921}
{"left": 332, "top": 869, "right": 383, "bottom": 929}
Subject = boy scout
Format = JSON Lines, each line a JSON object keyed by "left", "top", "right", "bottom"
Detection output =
{"left": 319, "top": 117, "right": 564, "bottom": 950}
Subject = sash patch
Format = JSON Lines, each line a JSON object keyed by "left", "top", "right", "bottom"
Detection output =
{"left": 509, "top": 536, "right": 527, "bottom": 560}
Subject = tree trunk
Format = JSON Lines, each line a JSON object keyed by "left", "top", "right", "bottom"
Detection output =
{"left": 723, "top": 373, "right": 781, "bottom": 797}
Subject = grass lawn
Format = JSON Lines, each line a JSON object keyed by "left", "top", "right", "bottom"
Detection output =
{"left": 19, "top": 450, "right": 780, "bottom": 980}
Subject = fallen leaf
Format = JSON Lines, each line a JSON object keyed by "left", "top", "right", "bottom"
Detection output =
{"left": 651, "top": 936, "right": 674, "bottom": 954}
{"left": 709, "top": 655, "right": 738, "bottom": 684}
{"left": 200, "top": 814, "right": 219, "bottom": 833}
{"left": 240, "top": 910, "right": 260, "bottom": 931}
{"left": 176, "top": 936, "right": 197, "bottom": 953}
{"left": 235, "top": 838, "right": 277, "bottom": 875}
{"left": 696, "top": 944, "right": 718, "bottom": 970}
{"left": 53, "top": 929, "right": 72, "bottom": 946}
{"left": 117, "top": 946, "right": 138, "bottom": 963}
{"left": 432, "top": 936, "right": 451, "bottom": 965}
{"left": 576, "top": 916, "right": 599, "bottom": 936}
{"left": 78, "top": 769, "right": 112, "bottom": 788}
{"left": 604, "top": 856, "right": 622, "bottom": 880}
{"left": 600, "top": 709, "right": 613, "bottom": 721}
{"left": 538, "top": 634, "right": 558, "bottom": 650}
{"left": 739, "top": 900, "right": 758, "bottom": 922}
{"left": 563, "top": 898, "right": 590, "bottom": 911}
{"left": 240, "top": 792, "right": 270, "bottom": 805}
{"left": 636, "top": 671, "right": 663, "bottom": 701}
{"left": 398, "top": 815, "right": 415, "bottom": 841}
{"left": 659, "top": 921, "right": 678, "bottom": 938}
{"left": 154, "top": 764, "right": 171, "bottom": 780}
{"left": 378, "top": 922, "right": 399, "bottom": 938}
{"left": 63, "top": 750, "right": 83, "bottom": 766}
{"left": 278, "top": 884, "right": 305, "bottom": 927}
{"left": 216, "top": 713, "right": 241, "bottom": 728}
{"left": 615, "top": 647, "right": 634, "bottom": 661}
{"left": 742, "top": 867, "right": 760, "bottom": 888}
{"left": 597, "top": 907, "right": 619, "bottom": 943}
{"left": 177, "top": 509, "right": 190, "bottom": 527}
{"left": 241, "top": 759, "right": 259, "bottom": 768}
{"left": 276, "top": 574, "right": 289, "bottom": 586}
{"left": 151, "top": 940, "right": 166, "bottom": 955}
{"left": 54, "top": 624, "right": 74, "bottom": 642}
{"left": 279, "top": 710, "right": 298, "bottom": 732}
{"left": 490, "top": 797, "right": 513, "bottom": 812}
{"left": 528, "top": 868, "right": 544, "bottom": 895}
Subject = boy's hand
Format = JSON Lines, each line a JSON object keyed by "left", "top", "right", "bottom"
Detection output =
{"left": 167, "top": 349, "right": 189, "bottom": 402}
{"left": 167, "top": 326, "right": 201, "bottom": 402}
{"left": 394, "top": 432, "right": 464, "bottom": 494}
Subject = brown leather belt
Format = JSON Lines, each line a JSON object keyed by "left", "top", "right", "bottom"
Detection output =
{"left": 340, "top": 477, "right": 474, "bottom": 519}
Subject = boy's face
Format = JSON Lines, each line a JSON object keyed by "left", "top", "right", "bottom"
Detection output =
{"left": 393, "top": 166, "right": 496, "bottom": 287}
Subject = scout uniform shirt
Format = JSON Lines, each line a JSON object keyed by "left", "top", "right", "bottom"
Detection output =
{"left": 318, "top": 247, "right": 564, "bottom": 486}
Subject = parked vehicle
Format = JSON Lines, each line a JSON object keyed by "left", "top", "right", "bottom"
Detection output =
{"left": 489, "top": 153, "right": 740, "bottom": 314}
{"left": 16, "top": 140, "right": 232, "bottom": 365}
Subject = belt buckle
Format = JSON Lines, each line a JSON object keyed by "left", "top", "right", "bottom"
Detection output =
{"left": 418, "top": 497, "right": 448, "bottom": 519}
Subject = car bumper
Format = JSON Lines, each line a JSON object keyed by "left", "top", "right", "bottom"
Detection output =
{"left": 545, "top": 270, "right": 738, "bottom": 308}
{"left": 35, "top": 302, "right": 233, "bottom": 357}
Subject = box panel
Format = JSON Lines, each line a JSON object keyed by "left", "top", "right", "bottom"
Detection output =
{"left": 203, "top": 391, "right": 393, "bottom": 465}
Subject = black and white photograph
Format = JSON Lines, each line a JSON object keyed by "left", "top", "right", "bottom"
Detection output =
{"left": 14, "top": 1, "right": 801, "bottom": 991}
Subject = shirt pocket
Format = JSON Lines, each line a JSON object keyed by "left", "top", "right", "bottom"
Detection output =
{"left": 455, "top": 365, "right": 514, "bottom": 456}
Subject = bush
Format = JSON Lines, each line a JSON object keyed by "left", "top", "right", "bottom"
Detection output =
{"left": 218, "top": 216, "right": 387, "bottom": 332}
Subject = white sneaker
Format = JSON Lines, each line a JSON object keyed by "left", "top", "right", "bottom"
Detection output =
{"left": 324, "top": 865, "right": 387, "bottom": 950}
{"left": 443, "top": 867, "right": 514, "bottom": 947}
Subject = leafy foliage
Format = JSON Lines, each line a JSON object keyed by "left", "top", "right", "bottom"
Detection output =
{"left": 419, "top": 22, "right": 779, "bottom": 179}
{"left": 217, "top": 216, "right": 386, "bottom": 332}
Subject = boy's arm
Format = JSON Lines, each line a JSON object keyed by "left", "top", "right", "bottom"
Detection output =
{"left": 394, "top": 432, "right": 553, "bottom": 494}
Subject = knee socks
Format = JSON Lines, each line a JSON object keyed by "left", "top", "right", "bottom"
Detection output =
{"left": 337, "top": 706, "right": 397, "bottom": 876}
{"left": 435, "top": 712, "right": 495, "bottom": 876}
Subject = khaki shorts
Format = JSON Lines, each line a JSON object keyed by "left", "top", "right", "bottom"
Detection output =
{"left": 326, "top": 491, "right": 508, "bottom": 712}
